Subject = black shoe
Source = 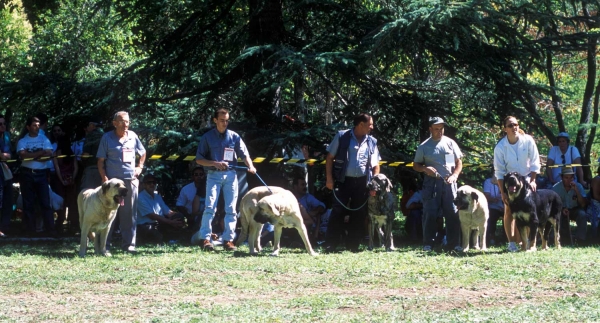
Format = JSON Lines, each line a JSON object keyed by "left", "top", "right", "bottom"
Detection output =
{"left": 322, "top": 243, "right": 340, "bottom": 254}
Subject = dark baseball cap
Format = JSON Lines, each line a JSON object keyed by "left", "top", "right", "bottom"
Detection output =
{"left": 428, "top": 117, "right": 447, "bottom": 127}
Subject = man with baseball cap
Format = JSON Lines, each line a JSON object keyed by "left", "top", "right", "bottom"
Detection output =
{"left": 413, "top": 117, "right": 463, "bottom": 252}
{"left": 552, "top": 167, "right": 588, "bottom": 246}
{"left": 546, "top": 132, "right": 587, "bottom": 188}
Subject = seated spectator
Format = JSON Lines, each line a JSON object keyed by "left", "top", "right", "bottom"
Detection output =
{"left": 260, "top": 222, "right": 275, "bottom": 248}
{"left": 404, "top": 189, "right": 423, "bottom": 242}
{"left": 176, "top": 166, "right": 206, "bottom": 230}
{"left": 546, "top": 132, "right": 587, "bottom": 188}
{"left": 137, "top": 174, "right": 185, "bottom": 244}
{"left": 552, "top": 167, "right": 588, "bottom": 246}
{"left": 483, "top": 175, "right": 504, "bottom": 246}
{"left": 586, "top": 164, "right": 600, "bottom": 242}
{"left": 290, "top": 176, "right": 326, "bottom": 240}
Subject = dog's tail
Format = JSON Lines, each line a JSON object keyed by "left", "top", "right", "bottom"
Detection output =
{"left": 235, "top": 208, "right": 250, "bottom": 247}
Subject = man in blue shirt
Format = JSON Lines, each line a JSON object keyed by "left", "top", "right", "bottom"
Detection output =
{"left": 195, "top": 108, "right": 256, "bottom": 251}
{"left": 137, "top": 174, "right": 185, "bottom": 244}
{"left": 291, "top": 176, "right": 326, "bottom": 239}
{"left": 324, "top": 113, "right": 380, "bottom": 252}
{"left": 97, "top": 111, "right": 146, "bottom": 253}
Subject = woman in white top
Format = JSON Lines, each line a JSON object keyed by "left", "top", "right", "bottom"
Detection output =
{"left": 493, "top": 116, "right": 541, "bottom": 252}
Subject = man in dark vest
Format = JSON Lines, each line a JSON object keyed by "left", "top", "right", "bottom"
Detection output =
{"left": 324, "top": 113, "right": 380, "bottom": 252}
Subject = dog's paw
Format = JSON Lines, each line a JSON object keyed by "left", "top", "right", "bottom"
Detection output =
{"left": 269, "top": 252, "right": 280, "bottom": 257}
{"left": 103, "top": 251, "right": 112, "bottom": 257}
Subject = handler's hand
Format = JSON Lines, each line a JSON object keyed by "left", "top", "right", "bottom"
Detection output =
{"left": 529, "top": 180, "right": 537, "bottom": 192}
{"left": 247, "top": 166, "right": 256, "bottom": 174}
{"left": 446, "top": 174, "right": 458, "bottom": 184}
{"left": 501, "top": 192, "right": 509, "bottom": 206}
{"left": 326, "top": 178, "right": 334, "bottom": 190}
{"left": 213, "top": 161, "right": 229, "bottom": 170}
{"left": 424, "top": 167, "right": 438, "bottom": 178}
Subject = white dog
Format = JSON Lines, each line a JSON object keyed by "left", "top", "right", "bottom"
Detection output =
{"left": 454, "top": 185, "right": 489, "bottom": 252}
{"left": 236, "top": 186, "right": 316, "bottom": 256}
{"left": 78, "top": 179, "right": 128, "bottom": 257}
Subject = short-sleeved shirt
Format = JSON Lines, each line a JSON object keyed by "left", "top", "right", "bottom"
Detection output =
{"left": 483, "top": 178, "right": 504, "bottom": 211}
{"left": 327, "top": 131, "right": 380, "bottom": 177}
{"left": 298, "top": 193, "right": 325, "bottom": 214}
{"left": 176, "top": 182, "right": 197, "bottom": 214}
{"left": 137, "top": 190, "right": 171, "bottom": 225}
{"left": 406, "top": 191, "right": 423, "bottom": 208}
{"left": 72, "top": 139, "right": 84, "bottom": 162}
{"left": 414, "top": 136, "right": 463, "bottom": 178}
{"left": 196, "top": 128, "right": 250, "bottom": 171}
{"left": 96, "top": 130, "right": 146, "bottom": 179}
{"left": 552, "top": 182, "right": 586, "bottom": 210}
{"left": 547, "top": 146, "right": 582, "bottom": 183}
{"left": 17, "top": 135, "right": 53, "bottom": 170}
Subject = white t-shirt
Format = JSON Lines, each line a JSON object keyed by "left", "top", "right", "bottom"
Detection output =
{"left": 176, "top": 182, "right": 197, "bottom": 214}
{"left": 547, "top": 145, "right": 581, "bottom": 184}
{"left": 17, "top": 135, "right": 53, "bottom": 170}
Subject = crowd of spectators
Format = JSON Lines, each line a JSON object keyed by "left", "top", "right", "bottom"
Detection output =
{"left": 0, "top": 110, "right": 599, "bottom": 254}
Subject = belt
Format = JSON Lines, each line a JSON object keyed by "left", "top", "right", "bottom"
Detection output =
{"left": 20, "top": 167, "right": 48, "bottom": 174}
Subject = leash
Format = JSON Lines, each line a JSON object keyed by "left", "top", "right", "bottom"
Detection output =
{"left": 332, "top": 187, "right": 369, "bottom": 211}
{"left": 229, "top": 166, "right": 272, "bottom": 193}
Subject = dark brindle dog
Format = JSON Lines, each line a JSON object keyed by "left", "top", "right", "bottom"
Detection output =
{"left": 504, "top": 172, "right": 562, "bottom": 251}
{"left": 367, "top": 174, "right": 396, "bottom": 251}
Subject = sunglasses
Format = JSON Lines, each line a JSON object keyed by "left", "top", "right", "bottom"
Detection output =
{"left": 193, "top": 173, "right": 204, "bottom": 177}
{"left": 145, "top": 181, "right": 157, "bottom": 184}
{"left": 507, "top": 123, "right": 519, "bottom": 128}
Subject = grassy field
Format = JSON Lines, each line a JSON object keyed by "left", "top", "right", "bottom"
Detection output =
{"left": 0, "top": 240, "right": 599, "bottom": 322}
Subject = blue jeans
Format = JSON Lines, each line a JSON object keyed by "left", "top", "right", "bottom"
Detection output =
{"left": 422, "top": 176, "right": 460, "bottom": 248}
{"left": 200, "top": 170, "right": 238, "bottom": 242}
{"left": 19, "top": 169, "right": 54, "bottom": 234}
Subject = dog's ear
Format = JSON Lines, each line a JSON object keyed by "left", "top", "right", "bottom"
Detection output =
{"left": 259, "top": 198, "right": 280, "bottom": 217}
{"left": 102, "top": 181, "right": 110, "bottom": 194}
{"left": 470, "top": 191, "right": 478, "bottom": 201}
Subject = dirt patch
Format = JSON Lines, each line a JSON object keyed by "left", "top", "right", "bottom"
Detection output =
{"left": 0, "top": 280, "right": 583, "bottom": 321}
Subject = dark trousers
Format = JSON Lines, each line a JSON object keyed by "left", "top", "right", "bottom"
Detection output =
{"left": 326, "top": 176, "right": 368, "bottom": 251}
{"left": 486, "top": 208, "right": 504, "bottom": 245}
{"left": 0, "top": 179, "right": 10, "bottom": 231}
{"left": 19, "top": 169, "right": 55, "bottom": 234}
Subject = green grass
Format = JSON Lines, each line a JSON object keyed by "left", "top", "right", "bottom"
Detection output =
{"left": 0, "top": 241, "right": 599, "bottom": 322}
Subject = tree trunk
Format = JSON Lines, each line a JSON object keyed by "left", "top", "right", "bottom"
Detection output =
{"left": 576, "top": 33, "right": 597, "bottom": 181}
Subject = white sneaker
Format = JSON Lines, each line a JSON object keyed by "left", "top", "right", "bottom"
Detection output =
{"left": 507, "top": 242, "right": 518, "bottom": 252}
{"left": 423, "top": 245, "right": 432, "bottom": 252}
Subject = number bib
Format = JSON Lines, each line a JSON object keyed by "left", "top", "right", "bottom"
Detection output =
{"left": 224, "top": 148, "right": 234, "bottom": 162}
{"left": 123, "top": 148, "right": 134, "bottom": 163}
